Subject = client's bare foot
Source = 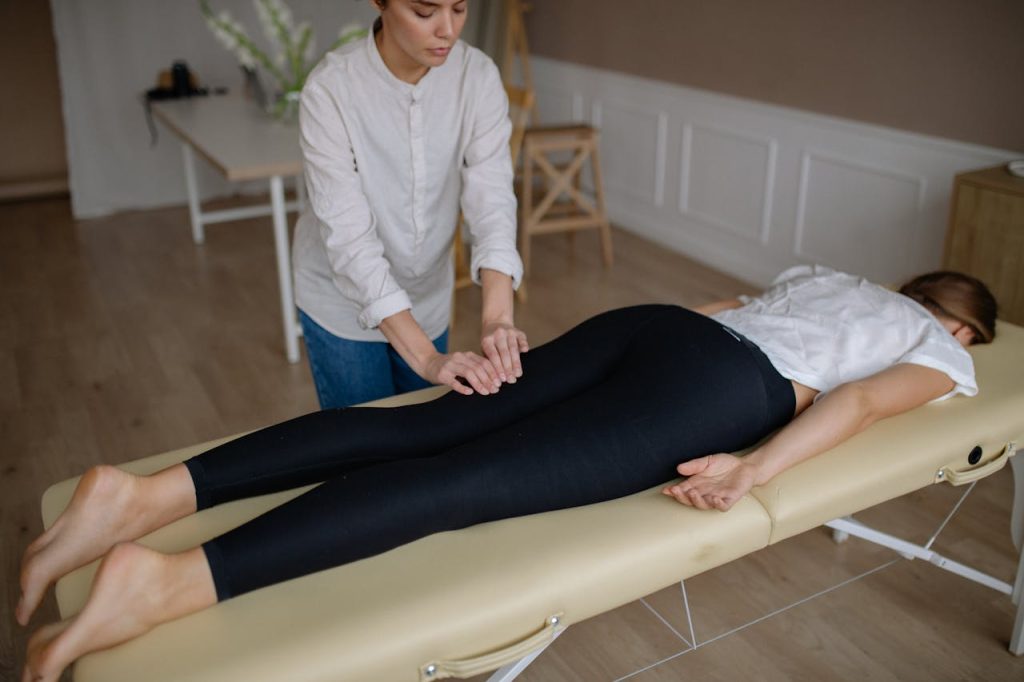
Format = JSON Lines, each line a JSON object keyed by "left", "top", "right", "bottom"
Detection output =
{"left": 22, "top": 543, "right": 215, "bottom": 682}
{"left": 18, "top": 464, "right": 196, "bottom": 626}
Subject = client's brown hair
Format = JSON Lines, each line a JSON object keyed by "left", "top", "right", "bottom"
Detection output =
{"left": 899, "top": 271, "right": 998, "bottom": 344}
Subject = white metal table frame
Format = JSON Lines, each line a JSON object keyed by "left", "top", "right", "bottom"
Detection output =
{"left": 825, "top": 446, "right": 1023, "bottom": 655}
{"left": 487, "top": 451, "right": 1024, "bottom": 681}
{"left": 153, "top": 95, "right": 307, "bottom": 363}
{"left": 179, "top": 144, "right": 305, "bottom": 363}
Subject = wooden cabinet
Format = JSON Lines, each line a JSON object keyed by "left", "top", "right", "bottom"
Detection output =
{"left": 944, "top": 165, "right": 1024, "bottom": 325}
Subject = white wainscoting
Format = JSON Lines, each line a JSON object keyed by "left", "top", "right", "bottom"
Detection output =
{"left": 530, "top": 56, "right": 1019, "bottom": 287}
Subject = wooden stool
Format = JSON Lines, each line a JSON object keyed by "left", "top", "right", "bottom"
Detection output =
{"left": 518, "top": 124, "right": 613, "bottom": 301}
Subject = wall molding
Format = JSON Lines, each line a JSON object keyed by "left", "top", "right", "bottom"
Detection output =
{"left": 794, "top": 149, "right": 928, "bottom": 269}
{"left": 531, "top": 55, "right": 1019, "bottom": 287}
{"left": 679, "top": 122, "right": 777, "bottom": 245}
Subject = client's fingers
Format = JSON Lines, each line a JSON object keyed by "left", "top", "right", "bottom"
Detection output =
{"left": 711, "top": 495, "right": 735, "bottom": 512}
{"left": 676, "top": 456, "right": 711, "bottom": 477}
{"left": 686, "top": 488, "right": 712, "bottom": 511}
{"left": 661, "top": 484, "right": 688, "bottom": 506}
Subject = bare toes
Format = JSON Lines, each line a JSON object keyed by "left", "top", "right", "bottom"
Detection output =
{"left": 24, "top": 620, "right": 72, "bottom": 682}
{"left": 18, "top": 553, "right": 49, "bottom": 627}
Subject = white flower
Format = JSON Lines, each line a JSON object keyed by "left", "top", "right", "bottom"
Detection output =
{"left": 297, "top": 22, "right": 317, "bottom": 64}
{"left": 255, "top": 0, "right": 294, "bottom": 52}
{"left": 235, "top": 47, "right": 257, "bottom": 69}
{"left": 202, "top": 1, "right": 364, "bottom": 94}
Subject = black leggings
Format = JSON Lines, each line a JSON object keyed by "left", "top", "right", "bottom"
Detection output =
{"left": 184, "top": 305, "right": 794, "bottom": 600}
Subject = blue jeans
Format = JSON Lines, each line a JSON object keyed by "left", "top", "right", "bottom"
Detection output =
{"left": 299, "top": 309, "right": 449, "bottom": 409}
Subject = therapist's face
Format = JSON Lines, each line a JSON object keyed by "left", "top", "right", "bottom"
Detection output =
{"left": 373, "top": 0, "right": 467, "bottom": 83}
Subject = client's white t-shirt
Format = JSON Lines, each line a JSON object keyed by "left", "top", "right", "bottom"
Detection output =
{"left": 711, "top": 265, "right": 977, "bottom": 399}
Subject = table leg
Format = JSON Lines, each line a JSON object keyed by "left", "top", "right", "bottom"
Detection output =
{"left": 1012, "top": 453, "right": 1024, "bottom": 654}
{"left": 1012, "top": 453, "right": 1023, "bottom": 556}
{"left": 182, "top": 144, "right": 204, "bottom": 245}
{"left": 270, "top": 175, "right": 300, "bottom": 363}
{"left": 1013, "top": 552, "right": 1024, "bottom": 654}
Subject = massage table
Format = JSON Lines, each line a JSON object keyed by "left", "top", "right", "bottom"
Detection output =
{"left": 42, "top": 321, "right": 1024, "bottom": 681}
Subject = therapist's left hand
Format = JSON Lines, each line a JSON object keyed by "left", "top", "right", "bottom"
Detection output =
{"left": 480, "top": 321, "right": 528, "bottom": 384}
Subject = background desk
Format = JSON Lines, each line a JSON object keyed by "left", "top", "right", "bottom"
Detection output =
{"left": 152, "top": 95, "right": 304, "bottom": 362}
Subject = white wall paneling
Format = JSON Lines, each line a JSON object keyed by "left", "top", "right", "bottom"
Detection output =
{"left": 534, "top": 85, "right": 577, "bottom": 124}
{"left": 680, "top": 123, "right": 777, "bottom": 245}
{"left": 795, "top": 151, "right": 926, "bottom": 282}
{"left": 531, "top": 56, "right": 1020, "bottom": 287}
{"left": 588, "top": 100, "right": 667, "bottom": 206}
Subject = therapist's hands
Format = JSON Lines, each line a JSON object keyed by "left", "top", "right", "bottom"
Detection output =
{"left": 478, "top": 269, "right": 527, "bottom": 386}
{"left": 422, "top": 350, "right": 503, "bottom": 396}
{"left": 661, "top": 453, "right": 760, "bottom": 512}
{"left": 418, "top": 319, "right": 528, "bottom": 397}
{"left": 480, "top": 321, "right": 529, "bottom": 384}
{"left": 382, "top": 310, "right": 504, "bottom": 396}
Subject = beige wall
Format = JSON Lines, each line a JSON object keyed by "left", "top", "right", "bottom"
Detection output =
{"left": 0, "top": 0, "right": 67, "bottom": 195}
{"left": 525, "top": 0, "right": 1024, "bottom": 152}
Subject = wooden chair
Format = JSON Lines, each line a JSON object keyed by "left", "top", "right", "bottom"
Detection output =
{"left": 515, "top": 124, "right": 614, "bottom": 301}
{"left": 453, "top": 84, "right": 535, "bottom": 297}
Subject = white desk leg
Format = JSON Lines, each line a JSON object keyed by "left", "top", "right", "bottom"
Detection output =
{"left": 270, "top": 175, "right": 300, "bottom": 363}
{"left": 182, "top": 144, "right": 204, "bottom": 245}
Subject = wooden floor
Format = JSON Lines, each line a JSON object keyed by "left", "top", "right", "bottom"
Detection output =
{"left": 1, "top": 196, "right": 1022, "bottom": 681}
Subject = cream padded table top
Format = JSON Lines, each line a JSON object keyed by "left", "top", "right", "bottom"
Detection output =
{"left": 754, "top": 321, "right": 1024, "bottom": 542}
{"left": 42, "top": 325, "right": 1024, "bottom": 681}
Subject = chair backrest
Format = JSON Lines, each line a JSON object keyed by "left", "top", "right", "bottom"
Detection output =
{"left": 504, "top": 83, "right": 535, "bottom": 167}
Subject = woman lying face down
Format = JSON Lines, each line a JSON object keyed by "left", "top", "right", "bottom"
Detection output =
{"left": 18, "top": 265, "right": 996, "bottom": 682}
{"left": 662, "top": 266, "right": 996, "bottom": 508}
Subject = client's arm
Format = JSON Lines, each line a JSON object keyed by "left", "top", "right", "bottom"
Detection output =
{"left": 662, "top": 363, "right": 955, "bottom": 511}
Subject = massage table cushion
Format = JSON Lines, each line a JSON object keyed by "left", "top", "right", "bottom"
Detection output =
{"left": 41, "top": 323, "right": 1024, "bottom": 681}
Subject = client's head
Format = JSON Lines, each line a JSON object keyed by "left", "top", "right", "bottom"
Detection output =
{"left": 899, "top": 271, "right": 997, "bottom": 346}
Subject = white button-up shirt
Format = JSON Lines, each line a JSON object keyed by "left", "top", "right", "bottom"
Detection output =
{"left": 712, "top": 265, "right": 977, "bottom": 400}
{"left": 292, "top": 34, "right": 523, "bottom": 341}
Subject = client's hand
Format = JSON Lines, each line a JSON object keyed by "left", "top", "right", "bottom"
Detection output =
{"left": 480, "top": 321, "right": 529, "bottom": 384}
{"left": 661, "top": 454, "right": 758, "bottom": 512}
{"left": 423, "top": 351, "right": 503, "bottom": 396}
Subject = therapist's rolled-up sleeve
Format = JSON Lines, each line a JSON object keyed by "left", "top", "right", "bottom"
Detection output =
{"left": 300, "top": 83, "right": 411, "bottom": 329}
{"left": 460, "top": 62, "right": 523, "bottom": 289}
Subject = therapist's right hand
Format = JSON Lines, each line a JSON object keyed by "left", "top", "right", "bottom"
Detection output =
{"left": 422, "top": 351, "right": 503, "bottom": 396}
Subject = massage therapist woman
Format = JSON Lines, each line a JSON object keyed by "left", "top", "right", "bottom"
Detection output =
{"left": 293, "top": 0, "right": 526, "bottom": 407}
